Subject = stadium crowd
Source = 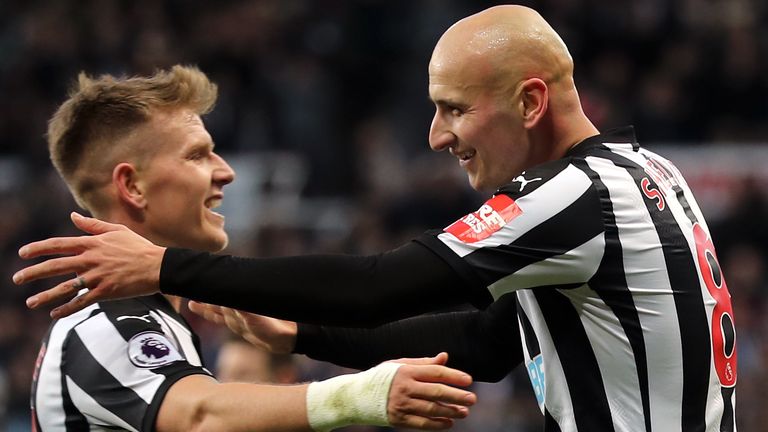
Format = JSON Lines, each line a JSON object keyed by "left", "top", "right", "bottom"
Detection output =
{"left": 1, "top": 0, "right": 766, "bottom": 430}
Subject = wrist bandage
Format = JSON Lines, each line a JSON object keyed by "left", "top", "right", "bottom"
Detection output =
{"left": 306, "top": 362, "right": 402, "bottom": 432}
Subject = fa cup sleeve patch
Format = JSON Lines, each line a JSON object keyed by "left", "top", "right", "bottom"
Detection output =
{"left": 444, "top": 194, "right": 522, "bottom": 243}
{"left": 128, "top": 331, "right": 184, "bottom": 368}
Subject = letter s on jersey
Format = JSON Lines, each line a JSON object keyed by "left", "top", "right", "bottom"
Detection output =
{"left": 641, "top": 177, "right": 665, "bottom": 211}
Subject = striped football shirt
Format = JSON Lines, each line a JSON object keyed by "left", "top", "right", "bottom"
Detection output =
{"left": 31, "top": 294, "right": 211, "bottom": 432}
{"left": 417, "top": 126, "right": 737, "bottom": 432}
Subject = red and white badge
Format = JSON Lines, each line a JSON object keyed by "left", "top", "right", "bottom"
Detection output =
{"left": 444, "top": 194, "right": 522, "bottom": 243}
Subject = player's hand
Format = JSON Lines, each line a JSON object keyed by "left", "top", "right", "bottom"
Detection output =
{"left": 188, "top": 301, "right": 297, "bottom": 354}
{"left": 13, "top": 212, "right": 166, "bottom": 319}
{"left": 386, "top": 353, "right": 476, "bottom": 429}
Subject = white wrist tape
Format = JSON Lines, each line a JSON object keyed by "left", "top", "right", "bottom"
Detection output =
{"left": 306, "top": 362, "right": 402, "bottom": 432}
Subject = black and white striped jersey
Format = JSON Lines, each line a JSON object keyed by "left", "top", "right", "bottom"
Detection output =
{"left": 417, "top": 127, "right": 737, "bottom": 432}
{"left": 31, "top": 294, "right": 211, "bottom": 432}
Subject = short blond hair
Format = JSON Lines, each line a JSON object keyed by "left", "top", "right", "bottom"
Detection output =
{"left": 47, "top": 65, "right": 218, "bottom": 211}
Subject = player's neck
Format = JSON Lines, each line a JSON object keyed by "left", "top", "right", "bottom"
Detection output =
{"left": 98, "top": 210, "right": 178, "bottom": 250}
{"left": 546, "top": 84, "right": 600, "bottom": 155}
{"left": 95, "top": 210, "right": 186, "bottom": 313}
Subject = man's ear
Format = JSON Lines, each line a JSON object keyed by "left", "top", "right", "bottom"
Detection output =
{"left": 113, "top": 162, "right": 146, "bottom": 210}
{"left": 519, "top": 78, "right": 549, "bottom": 129}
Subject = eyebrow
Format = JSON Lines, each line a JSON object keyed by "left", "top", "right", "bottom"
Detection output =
{"left": 188, "top": 139, "right": 215, "bottom": 153}
{"left": 430, "top": 97, "right": 467, "bottom": 109}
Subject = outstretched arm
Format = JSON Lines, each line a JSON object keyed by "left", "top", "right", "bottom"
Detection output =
{"left": 190, "top": 294, "right": 522, "bottom": 383}
{"left": 297, "top": 294, "right": 523, "bottom": 382}
{"left": 15, "top": 213, "right": 488, "bottom": 322}
{"left": 156, "top": 354, "right": 476, "bottom": 432}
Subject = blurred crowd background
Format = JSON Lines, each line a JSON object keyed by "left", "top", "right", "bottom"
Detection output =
{"left": 1, "top": 0, "right": 767, "bottom": 431}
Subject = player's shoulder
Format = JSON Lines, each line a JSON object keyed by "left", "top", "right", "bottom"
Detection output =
{"left": 62, "top": 295, "right": 187, "bottom": 369}
{"left": 496, "top": 127, "right": 645, "bottom": 200}
{"left": 497, "top": 157, "right": 591, "bottom": 200}
{"left": 59, "top": 296, "right": 181, "bottom": 353}
{"left": 70, "top": 295, "right": 171, "bottom": 334}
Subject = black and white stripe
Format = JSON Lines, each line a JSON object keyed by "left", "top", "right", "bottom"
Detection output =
{"left": 32, "top": 294, "right": 211, "bottom": 432}
{"left": 425, "top": 127, "right": 737, "bottom": 431}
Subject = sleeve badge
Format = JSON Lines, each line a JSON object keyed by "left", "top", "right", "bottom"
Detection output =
{"left": 444, "top": 194, "right": 522, "bottom": 243}
{"left": 127, "top": 331, "right": 184, "bottom": 368}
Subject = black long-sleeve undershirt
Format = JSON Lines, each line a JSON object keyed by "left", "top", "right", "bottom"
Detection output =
{"left": 294, "top": 293, "right": 523, "bottom": 382}
{"left": 161, "top": 241, "right": 492, "bottom": 327}
{"left": 161, "top": 241, "right": 522, "bottom": 379}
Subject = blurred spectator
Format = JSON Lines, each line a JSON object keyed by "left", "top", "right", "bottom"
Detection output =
{"left": 216, "top": 334, "right": 298, "bottom": 384}
{"left": 713, "top": 177, "right": 768, "bottom": 258}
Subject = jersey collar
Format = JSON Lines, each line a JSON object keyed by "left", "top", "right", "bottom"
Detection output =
{"left": 566, "top": 125, "right": 639, "bottom": 157}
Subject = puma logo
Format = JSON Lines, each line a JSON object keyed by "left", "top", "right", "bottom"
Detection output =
{"left": 117, "top": 314, "right": 155, "bottom": 324}
{"left": 512, "top": 172, "right": 543, "bottom": 191}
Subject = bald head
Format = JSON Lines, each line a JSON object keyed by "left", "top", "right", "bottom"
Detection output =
{"left": 430, "top": 5, "right": 573, "bottom": 89}
{"left": 427, "top": 5, "right": 598, "bottom": 192}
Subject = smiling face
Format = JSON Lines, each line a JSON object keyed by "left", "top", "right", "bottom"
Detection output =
{"left": 131, "top": 108, "right": 235, "bottom": 252}
{"left": 427, "top": 5, "right": 581, "bottom": 193}
{"left": 428, "top": 50, "right": 531, "bottom": 192}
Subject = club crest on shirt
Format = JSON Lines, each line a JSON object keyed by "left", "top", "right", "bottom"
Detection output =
{"left": 128, "top": 332, "right": 183, "bottom": 368}
{"left": 444, "top": 194, "right": 522, "bottom": 243}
